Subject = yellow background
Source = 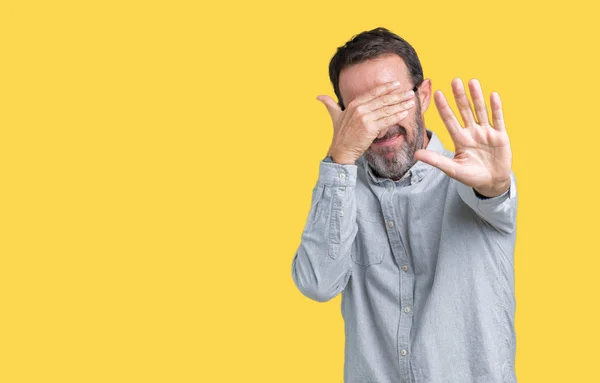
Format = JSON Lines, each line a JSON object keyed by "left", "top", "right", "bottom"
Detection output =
{"left": 1, "top": 0, "right": 598, "bottom": 381}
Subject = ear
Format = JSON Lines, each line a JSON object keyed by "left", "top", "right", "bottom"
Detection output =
{"left": 418, "top": 79, "right": 432, "bottom": 113}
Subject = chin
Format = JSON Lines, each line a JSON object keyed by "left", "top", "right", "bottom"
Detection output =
{"left": 366, "top": 148, "right": 413, "bottom": 180}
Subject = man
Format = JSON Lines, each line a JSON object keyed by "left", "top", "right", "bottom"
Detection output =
{"left": 291, "top": 27, "right": 518, "bottom": 383}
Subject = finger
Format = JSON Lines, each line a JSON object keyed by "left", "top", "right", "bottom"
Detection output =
{"left": 434, "top": 90, "right": 462, "bottom": 139}
{"left": 451, "top": 78, "right": 476, "bottom": 127}
{"left": 361, "top": 89, "right": 415, "bottom": 113}
{"left": 317, "top": 95, "right": 342, "bottom": 123}
{"left": 368, "top": 97, "right": 415, "bottom": 121}
{"left": 490, "top": 92, "right": 506, "bottom": 132}
{"left": 352, "top": 80, "right": 402, "bottom": 106}
{"left": 373, "top": 109, "right": 410, "bottom": 131}
{"left": 414, "top": 149, "right": 461, "bottom": 180}
{"left": 468, "top": 79, "right": 489, "bottom": 125}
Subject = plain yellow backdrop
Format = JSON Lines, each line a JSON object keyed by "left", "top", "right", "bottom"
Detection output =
{"left": 1, "top": 0, "right": 599, "bottom": 381}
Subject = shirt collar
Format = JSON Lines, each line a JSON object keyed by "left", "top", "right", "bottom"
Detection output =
{"left": 360, "top": 129, "right": 446, "bottom": 186}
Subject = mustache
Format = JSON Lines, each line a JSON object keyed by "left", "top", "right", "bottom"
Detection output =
{"left": 373, "top": 125, "right": 407, "bottom": 142}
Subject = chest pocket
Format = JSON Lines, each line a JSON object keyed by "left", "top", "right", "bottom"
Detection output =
{"left": 351, "top": 216, "right": 389, "bottom": 267}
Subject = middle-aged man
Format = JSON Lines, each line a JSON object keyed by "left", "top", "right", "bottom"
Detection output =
{"left": 291, "top": 27, "right": 518, "bottom": 383}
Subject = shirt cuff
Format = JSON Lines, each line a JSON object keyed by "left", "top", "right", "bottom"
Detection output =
{"left": 456, "top": 172, "right": 517, "bottom": 209}
{"left": 318, "top": 160, "right": 358, "bottom": 187}
{"left": 474, "top": 185, "right": 510, "bottom": 201}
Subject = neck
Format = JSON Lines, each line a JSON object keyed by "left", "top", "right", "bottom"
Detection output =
{"left": 422, "top": 130, "right": 430, "bottom": 148}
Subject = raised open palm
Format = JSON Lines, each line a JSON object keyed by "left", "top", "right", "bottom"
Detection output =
{"left": 414, "top": 78, "right": 512, "bottom": 198}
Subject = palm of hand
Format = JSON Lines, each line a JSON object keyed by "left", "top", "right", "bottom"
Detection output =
{"left": 449, "top": 122, "right": 512, "bottom": 190}
{"left": 415, "top": 78, "right": 512, "bottom": 197}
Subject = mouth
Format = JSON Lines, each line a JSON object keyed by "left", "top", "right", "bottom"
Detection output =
{"left": 372, "top": 125, "right": 406, "bottom": 147}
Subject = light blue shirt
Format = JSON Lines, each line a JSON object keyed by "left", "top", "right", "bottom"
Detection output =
{"left": 292, "top": 130, "right": 518, "bottom": 383}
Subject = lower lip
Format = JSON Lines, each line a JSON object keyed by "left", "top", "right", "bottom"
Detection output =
{"left": 372, "top": 134, "right": 404, "bottom": 147}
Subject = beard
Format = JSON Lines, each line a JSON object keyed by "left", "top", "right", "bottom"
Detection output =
{"left": 364, "top": 103, "right": 425, "bottom": 181}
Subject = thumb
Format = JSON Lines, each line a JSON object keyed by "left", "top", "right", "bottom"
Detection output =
{"left": 414, "top": 149, "right": 460, "bottom": 179}
{"left": 316, "top": 95, "right": 342, "bottom": 123}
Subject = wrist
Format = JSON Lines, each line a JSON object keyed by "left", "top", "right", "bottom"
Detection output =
{"left": 474, "top": 179, "right": 511, "bottom": 198}
{"left": 327, "top": 149, "right": 356, "bottom": 165}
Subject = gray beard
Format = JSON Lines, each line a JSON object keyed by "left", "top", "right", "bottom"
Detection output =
{"left": 364, "top": 112, "right": 425, "bottom": 180}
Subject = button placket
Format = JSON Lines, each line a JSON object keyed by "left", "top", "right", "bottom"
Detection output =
{"left": 379, "top": 183, "right": 413, "bottom": 372}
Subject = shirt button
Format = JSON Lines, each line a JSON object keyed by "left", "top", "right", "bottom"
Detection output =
{"left": 339, "top": 173, "right": 345, "bottom": 179}
{"left": 404, "top": 306, "right": 411, "bottom": 313}
{"left": 400, "top": 349, "right": 408, "bottom": 356}
{"left": 401, "top": 265, "right": 408, "bottom": 272}
{"left": 339, "top": 211, "right": 344, "bottom": 217}
{"left": 387, "top": 186, "right": 393, "bottom": 192}
{"left": 388, "top": 221, "right": 394, "bottom": 228}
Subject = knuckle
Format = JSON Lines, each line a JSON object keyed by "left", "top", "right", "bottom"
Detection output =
{"left": 386, "top": 82, "right": 398, "bottom": 90}
{"left": 398, "top": 111, "right": 409, "bottom": 120}
{"left": 355, "top": 105, "right": 367, "bottom": 115}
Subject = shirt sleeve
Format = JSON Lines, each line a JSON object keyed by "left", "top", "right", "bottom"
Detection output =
{"left": 455, "top": 171, "right": 518, "bottom": 235}
{"left": 291, "top": 160, "right": 359, "bottom": 302}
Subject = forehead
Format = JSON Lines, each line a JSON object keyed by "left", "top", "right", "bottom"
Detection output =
{"left": 339, "top": 53, "right": 412, "bottom": 104}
